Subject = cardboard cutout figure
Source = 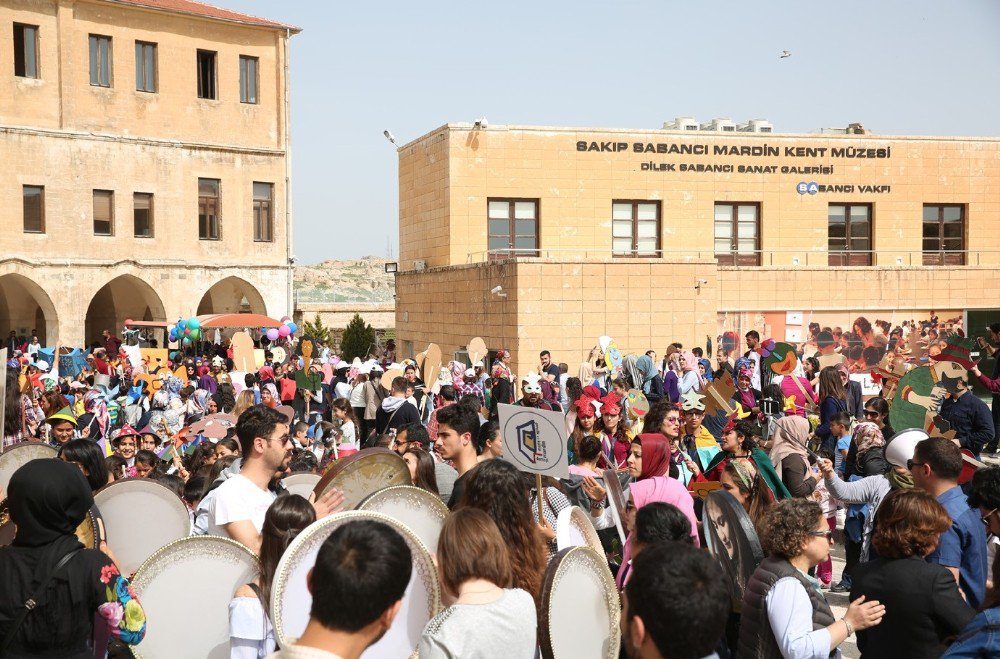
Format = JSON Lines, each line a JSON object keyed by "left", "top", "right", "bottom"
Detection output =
{"left": 231, "top": 332, "right": 256, "bottom": 374}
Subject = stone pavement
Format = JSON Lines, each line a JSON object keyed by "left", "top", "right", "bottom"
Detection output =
{"left": 825, "top": 540, "right": 859, "bottom": 659}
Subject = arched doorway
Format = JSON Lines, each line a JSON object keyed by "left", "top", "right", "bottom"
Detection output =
{"left": 197, "top": 277, "right": 267, "bottom": 315}
{"left": 85, "top": 275, "right": 166, "bottom": 348}
{"left": 0, "top": 273, "right": 58, "bottom": 345}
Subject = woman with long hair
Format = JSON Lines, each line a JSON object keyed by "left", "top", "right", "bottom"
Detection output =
{"left": 59, "top": 439, "right": 111, "bottom": 492}
{"left": 457, "top": 460, "right": 547, "bottom": 604}
{"left": 700, "top": 419, "right": 791, "bottom": 501}
{"left": 3, "top": 368, "right": 26, "bottom": 447}
{"left": 816, "top": 365, "right": 848, "bottom": 456}
{"left": 231, "top": 390, "right": 256, "bottom": 419}
{"left": 330, "top": 398, "right": 360, "bottom": 452}
{"left": 403, "top": 447, "right": 439, "bottom": 496}
{"left": 474, "top": 421, "right": 503, "bottom": 462}
{"left": 419, "top": 509, "right": 537, "bottom": 658}
{"left": 569, "top": 396, "right": 599, "bottom": 464}
{"left": 594, "top": 393, "right": 630, "bottom": 469}
{"left": 213, "top": 383, "right": 237, "bottom": 414}
{"left": 719, "top": 459, "right": 772, "bottom": 531}
{"left": 229, "top": 494, "right": 315, "bottom": 658}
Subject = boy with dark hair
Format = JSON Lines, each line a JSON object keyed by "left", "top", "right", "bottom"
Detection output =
{"left": 830, "top": 411, "right": 853, "bottom": 477}
{"left": 271, "top": 520, "right": 412, "bottom": 658}
{"left": 435, "top": 404, "right": 481, "bottom": 509}
{"left": 622, "top": 542, "right": 728, "bottom": 659}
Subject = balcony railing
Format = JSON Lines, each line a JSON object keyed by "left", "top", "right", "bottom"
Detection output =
{"left": 464, "top": 248, "right": 991, "bottom": 267}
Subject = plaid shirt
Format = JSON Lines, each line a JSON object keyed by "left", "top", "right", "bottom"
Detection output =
{"left": 454, "top": 381, "right": 486, "bottom": 409}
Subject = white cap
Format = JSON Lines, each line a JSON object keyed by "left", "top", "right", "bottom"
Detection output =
{"left": 885, "top": 429, "right": 929, "bottom": 467}
{"left": 464, "top": 368, "right": 476, "bottom": 377}
{"left": 36, "top": 360, "right": 49, "bottom": 371}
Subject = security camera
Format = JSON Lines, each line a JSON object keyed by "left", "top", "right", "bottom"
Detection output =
{"left": 383, "top": 129, "right": 397, "bottom": 145}
{"left": 697, "top": 278, "right": 708, "bottom": 284}
{"left": 474, "top": 116, "right": 489, "bottom": 129}
{"left": 289, "top": 256, "right": 298, "bottom": 264}
{"left": 490, "top": 285, "right": 503, "bottom": 295}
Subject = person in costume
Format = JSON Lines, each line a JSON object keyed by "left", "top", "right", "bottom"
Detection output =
{"left": 595, "top": 392, "right": 631, "bottom": 469}
{"left": 569, "top": 395, "right": 599, "bottom": 464}
{"left": 701, "top": 419, "right": 791, "bottom": 501}
{"left": 733, "top": 367, "right": 762, "bottom": 416}
{"left": 681, "top": 393, "right": 722, "bottom": 471}
{"left": 46, "top": 407, "right": 78, "bottom": 448}
{"left": 514, "top": 372, "right": 556, "bottom": 411}
{"left": 111, "top": 425, "right": 141, "bottom": 475}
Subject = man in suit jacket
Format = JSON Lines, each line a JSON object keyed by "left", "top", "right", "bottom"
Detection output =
{"left": 836, "top": 363, "right": 864, "bottom": 421}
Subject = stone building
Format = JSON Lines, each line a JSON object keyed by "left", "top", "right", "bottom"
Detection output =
{"left": 394, "top": 122, "right": 1000, "bottom": 379}
{"left": 0, "top": 0, "right": 297, "bottom": 346}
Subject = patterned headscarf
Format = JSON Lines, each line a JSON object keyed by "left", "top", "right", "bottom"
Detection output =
{"left": 82, "top": 390, "right": 109, "bottom": 439}
{"left": 165, "top": 376, "right": 183, "bottom": 395}
{"left": 729, "top": 457, "right": 759, "bottom": 491}
{"left": 853, "top": 421, "right": 885, "bottom": 456}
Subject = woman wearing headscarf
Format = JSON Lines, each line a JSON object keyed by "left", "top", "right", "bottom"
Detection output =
{"left": 616, "top": 433, "right": 699, "bottom": 589}
{"left": 846, "top": 421, "right": 889, "bottom": 479}
{"left": 77, "top": 390, "right": 109, "bottom": 445}
{"left": 197, "top": 366, "right": 218, "bottom": 396}
{"left": 734, "top": 367, "right": 761, "bottom": 415}
{"left": 769, "top": 415, "right": 818, "bottom": 499}
{"left": 256, "top": 366, "right": 275, "bottom": 387}
{"left": 678, "top": 351, "right": 705, "bottom": 395}
{"left": 634, "top": 354, "right": 666, "bottom": 403}
{"left": 0, "top": 459, "right": 146, "bottom": 657}
{"left": 260, "top": 383, "right": 279, "bottom": 410}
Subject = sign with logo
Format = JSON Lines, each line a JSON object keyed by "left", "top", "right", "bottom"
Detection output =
{"left": 497, "top": 403, "right": 569, "bottom": 478}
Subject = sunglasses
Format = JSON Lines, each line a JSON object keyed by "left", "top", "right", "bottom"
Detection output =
{"left": 863, "top": 410, "right": 880, "bottom": 418}
{"left": 907, "top": 460, "right": 925, "bottom": 471}
{"left": 808, "top": 530, "right": 833, "bottom": 541}
{"left": 982, "top": 508, "right": 998, "bottom": 526}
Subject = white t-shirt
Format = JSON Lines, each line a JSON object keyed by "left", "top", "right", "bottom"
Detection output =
{"left": 349, "top": 383, "right": 366, "bottom": 408}
{"left": 339, "top": 420, "right": 358, "bottom": 450}
{"left": 334, "top": 382, "right": 352, "bottom": 399}
{"left": 209, "top": 473, "right": 276, "bottom": 537}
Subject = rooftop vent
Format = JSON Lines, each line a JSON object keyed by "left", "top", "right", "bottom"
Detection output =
{"left": 663, "top": 116, "right": 699, "bottom": 131}
{"left": 737, "top": 119, "right": 773, "bottom": 133}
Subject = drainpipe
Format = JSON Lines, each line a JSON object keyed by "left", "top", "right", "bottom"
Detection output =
{"left": 284, "top": 28, "right": 294, "bottom": 317}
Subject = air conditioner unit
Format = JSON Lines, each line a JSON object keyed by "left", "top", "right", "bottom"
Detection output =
{"left": 737, "top": 119, "right": 774, "bottom": 133}
{"left": 699, "top": 118, "right": 736, "bottom": 132}
{"left": 663, "top": 116, "right": 699, "bottom": 131}
{"left": 413, "top": 260, "right": 426, "bottom": 271}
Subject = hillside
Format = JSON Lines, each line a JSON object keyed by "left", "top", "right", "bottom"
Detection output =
{"left": 294, "top": 257, "right": 395, "bottom": 304}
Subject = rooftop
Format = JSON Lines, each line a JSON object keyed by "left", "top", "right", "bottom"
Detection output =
{"left": 104, "top": 0, "right": 300, "bottom": 32}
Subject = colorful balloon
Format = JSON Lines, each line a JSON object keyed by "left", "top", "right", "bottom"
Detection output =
{"left": 188, "top": 318, "right": 201, "bottom": 330}
{"left": 280, "top": 316, "right": 291, "bottom": 323}
{"left": 266, "top": 329, "right": 280, "bottom": 341}
{"left": 177, "top": 319, "right": 187, "bottom": 330}
{"left": 278, "top": 325, "right": 291, "bottom": 338}
{"left": 287, "top": 322, "right": 298, "bottom": 334}
{"left": 189, "top": 328, "right": 201, "bottom": 341}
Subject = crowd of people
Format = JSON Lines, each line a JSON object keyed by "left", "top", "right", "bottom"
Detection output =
{"left": 1, "top": 319, "right": 999, "bottom": 658}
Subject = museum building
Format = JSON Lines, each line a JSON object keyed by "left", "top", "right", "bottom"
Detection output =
{"left": 394, "top": 120, "right": 1000, "bottom": 379}
{"left": 1, "top": 0, "right": 297, "bottom": 346}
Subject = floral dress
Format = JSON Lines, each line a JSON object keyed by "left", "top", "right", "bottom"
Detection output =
{"left": 97, "top": 561, "right": 147, "bottom": 645}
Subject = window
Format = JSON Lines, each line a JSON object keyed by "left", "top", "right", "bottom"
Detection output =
{"left": 134, "top": 193, "right": 153, "bottom": 237}
{"left": 198, "top": 178, "right": 220, "bottom": 240}
{"left": 23, "top": 186, "right": 44, "bottom": 233}
{"left": 197, "top": 50, "right": 217, "bottom": 99}
{"left": 612, "top": 201, "right": 660, "bottom": 256}
{"left": 13, "top": 24, "right": 39, "bottom": 78}
{"left": 134, "top": 41, "right": 156, "bottom": 92}
{"left": 487, "top": 199, "right": 539, "bottom": 258}
{"left": 828, "top": 204, "right": 872, "bottom": 266}
{"left": 240, "top": 55, "right": 258, "bottom": 104}
{"left": 253, "top": 182, "right": 273, "bottom": 242}
{"left": 93, "top": 190, "right": 114, "bottom": 235}
{"left": 923, "top": 204, "right": 965, "bottom": 265}
{"left": 714, "top": 203, "right": 760, "bottom": 266}
{"left": 89, "top": 34, "right": 112, "bottom": 87}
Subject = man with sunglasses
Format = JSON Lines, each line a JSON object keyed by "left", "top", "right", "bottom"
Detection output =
{"left": 209, "top": 405, "right": 344, "bottom": 552}
{"left": 909, "top": 438, "right": 988, "bottom": 609}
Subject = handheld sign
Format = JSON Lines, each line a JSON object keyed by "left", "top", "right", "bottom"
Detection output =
{"left": 498, "top": 404, "right": 569, "bottom": 479}
{"left": 468, "top": 337, "right": 487, "bottom": 368}
{"left": 231, "top": 332, "right": 256, "bottom": 373}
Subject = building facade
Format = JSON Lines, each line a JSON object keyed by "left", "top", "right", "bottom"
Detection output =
{"left": 395, "top": 122, "right": 1000, "bottom": 379}
{"left": 0, "top": 0, "right": 297, "bottom": 346}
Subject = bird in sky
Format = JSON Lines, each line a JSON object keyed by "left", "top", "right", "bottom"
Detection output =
{"left": 780, "top": 50, "right": 791, "bottom": 58}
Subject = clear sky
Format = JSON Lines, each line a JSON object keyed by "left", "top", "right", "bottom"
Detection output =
{"left": 222, "top": 0, "right": 1000, "bottom": 264}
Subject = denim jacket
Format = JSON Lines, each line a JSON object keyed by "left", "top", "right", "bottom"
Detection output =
{"left": 942, "top": 608, "right": 1000, "bottom": 658}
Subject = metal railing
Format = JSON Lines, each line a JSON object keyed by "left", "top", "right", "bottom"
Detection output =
{"left": 462, "top": 248, "right": 997, "bottom": 267}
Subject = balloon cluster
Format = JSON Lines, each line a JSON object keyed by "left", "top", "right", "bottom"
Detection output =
{"left": 168, "top": 317, "right": 202, "bottom": 346}
{"left": 262, "top": 316, "right": 298, "bottom": 342}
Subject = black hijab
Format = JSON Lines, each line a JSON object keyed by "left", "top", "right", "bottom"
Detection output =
{"left": 8, "top": 458, "right": 92, "bottom": 549}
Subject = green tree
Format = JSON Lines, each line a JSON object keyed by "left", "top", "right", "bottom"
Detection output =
{"left": 300, "top": 313, "right": 332, "bottom": 345}
{"left": 340, "top": 313, "right": 375, "bottom": 361}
